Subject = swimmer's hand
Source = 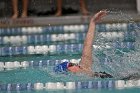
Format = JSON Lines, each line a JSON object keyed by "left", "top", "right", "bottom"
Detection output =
{"left": 91, "top": 9, "right": 107, "bottom": 23}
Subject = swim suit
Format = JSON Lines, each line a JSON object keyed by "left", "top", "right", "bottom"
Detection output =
{"left": 94, "top": 72, "right": 113, "bottom": 78}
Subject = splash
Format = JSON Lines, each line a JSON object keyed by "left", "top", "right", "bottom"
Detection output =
{"left": 93, "top": 9, "right": 140, "bottom": 80}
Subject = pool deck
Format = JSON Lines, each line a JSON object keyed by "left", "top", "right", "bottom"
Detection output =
{"left": 0, "top": 11, "right": 140, "bottom": 27}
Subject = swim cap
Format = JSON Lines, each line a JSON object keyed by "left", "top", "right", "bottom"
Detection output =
{"left": 54, "top": 61, "right": 69, "bottom": 73}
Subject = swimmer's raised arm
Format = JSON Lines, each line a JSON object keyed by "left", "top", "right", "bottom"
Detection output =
{"left": 79, "top": 10, "right": 107, "bottom": 75}
{"left": 54, "top": 10, "right": 107, "bottom": 77}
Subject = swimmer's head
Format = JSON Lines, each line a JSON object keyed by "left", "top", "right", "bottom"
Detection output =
{"left": 68, "top": 63, "right": 80, "bottom": 73}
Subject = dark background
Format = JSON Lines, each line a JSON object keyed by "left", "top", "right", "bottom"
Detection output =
{"left": 0, "top": 0, "right": 137, "bottom": 17}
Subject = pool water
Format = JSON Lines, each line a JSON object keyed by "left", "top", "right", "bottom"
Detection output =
{"left": 0, "top": 22, "right": 140, "bottom": 93}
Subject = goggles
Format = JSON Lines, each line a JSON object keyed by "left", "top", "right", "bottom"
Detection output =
{"left": 68, "top": 63, "right": 79, "bottom": 67}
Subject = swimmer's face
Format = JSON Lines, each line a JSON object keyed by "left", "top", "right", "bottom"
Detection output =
{"left": 68, "top": 63, "right": 80, "bottom": 73}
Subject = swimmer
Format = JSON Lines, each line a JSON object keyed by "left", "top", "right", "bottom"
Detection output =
{"left": 54, "top": 10, "right": 113, "bottom": 78}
